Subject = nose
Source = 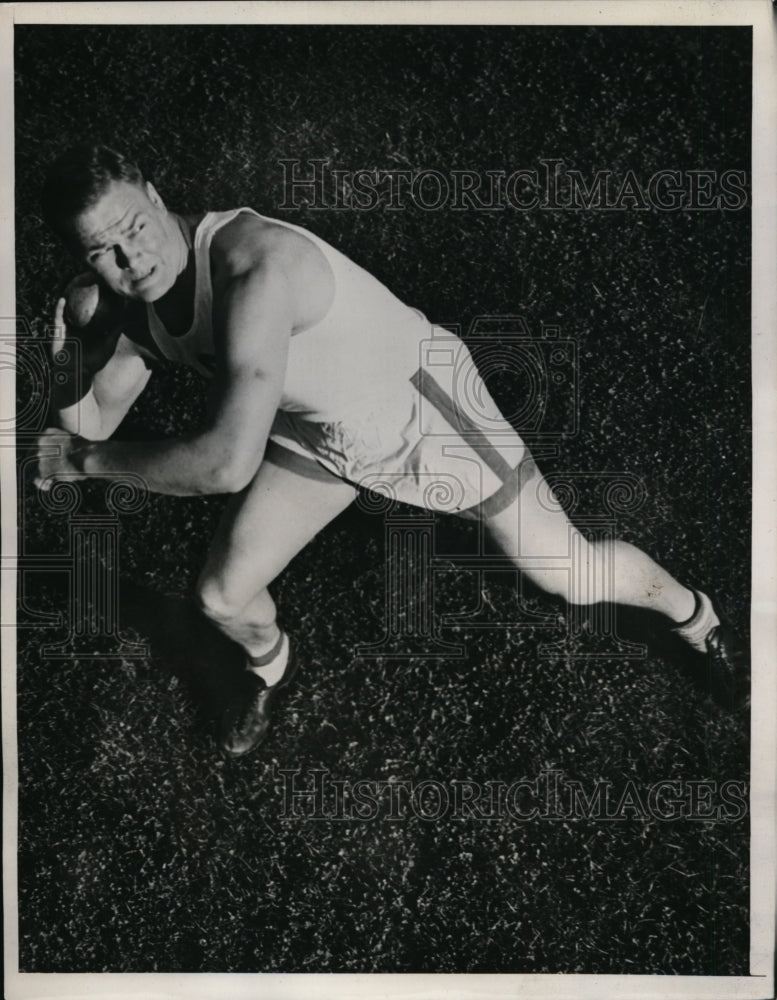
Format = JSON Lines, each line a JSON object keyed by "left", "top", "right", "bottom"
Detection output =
{"left": 114, "top": 242, "right": 143, "bottom": 273}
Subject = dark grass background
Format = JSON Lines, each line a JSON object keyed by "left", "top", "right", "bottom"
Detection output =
{"left": 13, "top": 25, "right": 751, "bottom": 974}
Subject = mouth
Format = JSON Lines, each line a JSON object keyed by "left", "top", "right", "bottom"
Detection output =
{"left": 132, "top": 265, "right": 157, "bottom": 287}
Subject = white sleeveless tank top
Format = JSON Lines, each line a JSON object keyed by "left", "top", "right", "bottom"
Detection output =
{"left": 145, "top": 209, "right": 432, "bottom": 422}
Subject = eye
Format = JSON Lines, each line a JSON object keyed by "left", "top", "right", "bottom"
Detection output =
{"left": 129, "top": 222, "right": 146, "bottom": 237}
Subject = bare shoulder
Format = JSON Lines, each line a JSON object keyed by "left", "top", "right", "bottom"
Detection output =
{"left": 210, "top": 211, "right": 335, "bottom": 330}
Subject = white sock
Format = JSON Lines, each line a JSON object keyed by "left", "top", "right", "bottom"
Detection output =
{"left": 246, "top": 632, "right": 289, "bottom": 687}
{"left": 672, "top": 590, "right": 719, "bottom": 653}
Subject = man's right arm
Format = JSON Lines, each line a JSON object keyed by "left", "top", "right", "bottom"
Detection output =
{"left": 53, "top": 276, "right": 152, "bottom": 440}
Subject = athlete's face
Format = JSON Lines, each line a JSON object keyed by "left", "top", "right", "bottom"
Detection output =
{"left": 68, "top": 179, "right": 187, "bottom": 302}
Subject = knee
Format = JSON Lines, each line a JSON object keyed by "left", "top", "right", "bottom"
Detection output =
{"left": 195, "top": 575, "right": 247, "bottom": 624}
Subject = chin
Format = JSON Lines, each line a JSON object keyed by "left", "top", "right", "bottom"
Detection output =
{"left": 129, "top": 269, "right": 172, "bottom": 302}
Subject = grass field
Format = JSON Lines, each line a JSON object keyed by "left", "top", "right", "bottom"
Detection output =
{"left": 13, "top": 25, "right": 751, "bottom": 973}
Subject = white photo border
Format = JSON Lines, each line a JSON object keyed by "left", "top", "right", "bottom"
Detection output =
{"left": 2, "top": 2, "right": 775, "bottom": 999}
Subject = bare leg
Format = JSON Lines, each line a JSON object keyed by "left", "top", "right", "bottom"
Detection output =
{"left": 485, "top": 461, "right": 696, "bottom": 622}
{"left": 197, "top": 458, "right": 357, "bottom": 659}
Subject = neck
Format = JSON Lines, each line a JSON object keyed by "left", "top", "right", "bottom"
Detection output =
{"left": 153, "top": 215, "right": 197, "bottom": 321}
{"left": 172, "top": 212, "right": 193, "bottom": 275}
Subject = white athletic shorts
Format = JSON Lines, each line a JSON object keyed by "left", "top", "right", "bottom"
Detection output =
{"left": 266, "top": 329, "right": 536, "bottom": 521}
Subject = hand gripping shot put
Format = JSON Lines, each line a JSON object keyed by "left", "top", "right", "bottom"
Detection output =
{"left": 35, "top": 144, "right": 750, "bottom": 757}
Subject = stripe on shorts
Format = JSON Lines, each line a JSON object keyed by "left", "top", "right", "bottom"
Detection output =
{"left": 410, "top": 366, "right": 534, "bottom": 520}
{"left": 456, "top": 457, "right": 537, "bottom": 521}
{"left": 264, "top": 439, "right": 345, "bottom": 485}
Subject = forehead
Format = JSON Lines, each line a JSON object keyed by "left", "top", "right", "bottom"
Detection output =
{"left": 70, "top": 179, "right": 155, "bottom": 246}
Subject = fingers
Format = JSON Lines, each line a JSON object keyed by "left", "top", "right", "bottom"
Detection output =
{"left": 52, "top": 296, "right": 67, "bottom": 357}
{"left": 33, "top": 427, "right": 71, "bottom": 491}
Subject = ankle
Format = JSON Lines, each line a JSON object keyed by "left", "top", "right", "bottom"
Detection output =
{"left": 246, "top": 632, "right": 289, "bottom": 686}
{"left": 672, "top": 589, "right": 720, "bottom": 652}
{"left": 245, "top": 625, "right": 282, "bottom": 662}
{"left": 666, "top": 586, "right": 698, "bottom": 625}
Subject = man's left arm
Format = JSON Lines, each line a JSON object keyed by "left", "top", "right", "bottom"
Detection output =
{"left": 37, "top": 260, "right": 293, "bottom": 496}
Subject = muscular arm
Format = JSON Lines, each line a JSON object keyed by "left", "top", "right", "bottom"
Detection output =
{"left": 76, "top": 259, "right": 293, "bottom": 496}
{"left": 58, "top": 333, "right": 152, "bottom": 440}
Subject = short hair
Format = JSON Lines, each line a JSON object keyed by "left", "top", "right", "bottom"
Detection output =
{"left": 41, "top": 143, "right": 147, "bottom": 239}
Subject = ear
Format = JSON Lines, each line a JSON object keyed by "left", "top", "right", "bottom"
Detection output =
{"left": 145, "top": 182, "right": 166, "bottom": 211}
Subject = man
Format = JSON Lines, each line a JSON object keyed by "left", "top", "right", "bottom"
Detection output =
{"left": 35, "top": 144, "right": 749, "bottom": 757}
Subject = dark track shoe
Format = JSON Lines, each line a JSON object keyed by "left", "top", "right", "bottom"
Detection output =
{"left": 670, "top": 592, "right": 751, "bottom": 713}
{"left": 218, "top": 637, "right": 299, "bottom": 757}
{"left": 697, "top": 617, "right": 751, "bottom": 713}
